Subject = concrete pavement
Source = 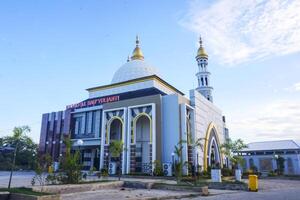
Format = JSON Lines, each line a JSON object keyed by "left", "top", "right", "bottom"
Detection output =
{"left": 1, "top": 171, "right": 300, "bottom": 200}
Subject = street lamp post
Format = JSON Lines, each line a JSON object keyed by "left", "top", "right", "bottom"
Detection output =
{"left": 77, "top": 139, "right": 84, "bottom": 164}
{"left": 171, "top": 152, "right": 175, "bottom": 175}
{"left": 196, "top": 152, "right": 199, "bottom": 172}
{"left": 105, "top": 152, "right": 109, "bottom": 169}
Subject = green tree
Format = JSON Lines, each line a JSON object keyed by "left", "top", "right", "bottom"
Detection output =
{"left": 59, "top": 137, "right": 82, "bottom": 184}
{"left": 174, "top": 140, "right": 188, "bottom": 183}
{"left": 221, "top": 138, "right": 247, "bottom": 169}
{"left": 109, "top": 140, "right": 123, "bottom": 181}
{"left": 32, "top": 154, "right": 52, "bottom": 186}
{"left": 188, "top": 136, "right": 206, "bottom": 184}
{"left": 152, "top": 160, "right": 163, "bottom": 176}
{"left": 0, "top": 126, "right": 37, "bottom": 188}
{"left": 1, "top": 126, "right": 37, "bottom": 170}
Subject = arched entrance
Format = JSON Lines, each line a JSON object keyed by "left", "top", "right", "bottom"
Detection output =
{"left": 203, "top": 123, "right": 222, "bottom": 170}
{"left": 208, "top": 135, "right": 221, "bottom": 167}
{"left": 106, "top": 117, "right": 124, "bottom": 174}
{"left": 134, "top": 114, "right": 152, "bottom": 173}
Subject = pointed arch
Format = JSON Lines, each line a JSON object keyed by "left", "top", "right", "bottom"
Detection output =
{"left": 203, "top": 122, "right": 222, "bottom": 170}
{"left": 105, "top": 116, "right": 124, "bottom": 145}
{"left": 132, "top": 112, "right": 152, "bottom": 144}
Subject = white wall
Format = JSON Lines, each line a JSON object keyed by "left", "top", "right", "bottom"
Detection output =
{"left": 190, "top": 89, "right": 224, "bottom": 167}
{"left": 162, "top": 94, "right": 180, "bottom": 163}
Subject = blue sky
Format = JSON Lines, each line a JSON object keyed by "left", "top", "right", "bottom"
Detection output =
{"left": 1, "top": 0, "right": 300, "bottom": 143}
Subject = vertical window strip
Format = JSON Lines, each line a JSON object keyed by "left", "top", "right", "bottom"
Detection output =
{"left": 85, "top": 112, "right": 89, "bottom": 134}
{"left": 78, "top": 117, "right": 82, "bottom": 135}
{"left": 105, "top": 124, "right": 108, "bottom": 144}
{"left": 131, "top": 121, "right": 134, "bottom": 144}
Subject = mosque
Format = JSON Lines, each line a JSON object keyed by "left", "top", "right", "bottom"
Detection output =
{"left": 38, "top": 36, "right": 229, "bottom": 175}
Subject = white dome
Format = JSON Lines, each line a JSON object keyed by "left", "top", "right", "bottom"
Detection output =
{"left": 111, "top": 60, "right": 159, "bottom": 84}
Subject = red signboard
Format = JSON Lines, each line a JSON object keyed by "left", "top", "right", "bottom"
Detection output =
{"left": 66, "top": 95, "right": 120, "bottom": 109}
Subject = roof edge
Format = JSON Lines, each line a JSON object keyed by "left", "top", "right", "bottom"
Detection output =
{"left": 86, "top": 75, "right": 185, "bottom": 96}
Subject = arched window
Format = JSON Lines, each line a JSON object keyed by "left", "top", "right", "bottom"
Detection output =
{"left": 205, "top": 77, "right": 208, "bottom": 86}
{"left": 201, "top": 78, "right": 204, "bottom": 86}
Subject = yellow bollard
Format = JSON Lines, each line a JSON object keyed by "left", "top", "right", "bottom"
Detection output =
{"left": 48, "top": 165, "right": 53, "bottom": 174}
{"left": 248, "top": 175, "right": 258, "bottom": 192}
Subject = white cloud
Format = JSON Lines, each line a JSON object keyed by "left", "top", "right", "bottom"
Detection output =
{"left": 180, "top": 0, "right": 300, "bottom": 65}
{"left": 293, "top": 82, "right": 300, "bottom": 91}
{"left": 228, "top": 100, "right": 300, "bottom": 143}
{"left": 285, "top": 82, "right": 300, "bottom": 92}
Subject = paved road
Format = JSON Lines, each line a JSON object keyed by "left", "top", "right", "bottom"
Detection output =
{"left": 180, "top": 189, "right": 300, "bottom": 200}
{"left": 180, "top": 179, "right": 300, "bottom": 200}
{"left": 62, "top": 188, "right": 198, "bottom": 200}
{"left": 0, "top": 171, "right": 35, "bottom": 188}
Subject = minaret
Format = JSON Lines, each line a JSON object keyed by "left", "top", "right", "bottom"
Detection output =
{"left": 195, "top": 37, "right": 213, "bottom": 102}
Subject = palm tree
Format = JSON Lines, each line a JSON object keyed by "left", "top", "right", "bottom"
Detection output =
{"left": 6, "top": 126, "right": 31, "bottom": 188}
{"left": 109, "top": 140, "right": 123, "bottom": 180}
{"left": 220, "top": 138, "right": 247, "bottom": 170}
{"left": 173, "top": 139, "right": 187, "bottom": 183}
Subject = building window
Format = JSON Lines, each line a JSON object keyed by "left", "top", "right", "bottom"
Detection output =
{"left": 86, "top": 111, "right": 93, "bottom": 134}
{"left": 92, "top": 111, "right": 97, "bottom": 134}
{"left": 75, "top": 117, "right": 82, "bottom": 135}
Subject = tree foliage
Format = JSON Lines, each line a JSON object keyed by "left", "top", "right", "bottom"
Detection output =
{"left": 174, "top": 140, "right": 188, "bottom": 183}
{"left": 31, "top": 154, "right": 52, "bottom": 186}
{"left": 220, "top": 138, "right": 247, "bottom": 169}
{"left": 59, "top": 137, "right": 82, "bottom": 184}
{"left": 109, "top": 140, "right": 123, "bottom": 158}
{"left": 109, "top": 140, "right": 123, "bottom": 180}
{"left": 32, "top": 137, "right": 83, "bottom": 185}
{"left": 0, "top": 126, "right": 37, "bottom": 170}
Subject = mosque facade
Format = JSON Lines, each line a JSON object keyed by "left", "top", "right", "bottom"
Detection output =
{"left": 38, "top": 37, "right": 229, "bottom": 175}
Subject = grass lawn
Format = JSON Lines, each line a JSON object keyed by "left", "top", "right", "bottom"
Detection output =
{"left": 79, "top": 179, "right": 114, "bottom": 184}
{"left": 0, "top": 187, "right": 51, "bottom": 196}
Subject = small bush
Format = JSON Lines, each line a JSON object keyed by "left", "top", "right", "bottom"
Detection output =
{"left": 101, "top": 168, "right": 109, "bottom": 177}
{"left": 153, "top": 160, "right": 163, "bottom": 176}
{"left": 268, "top": 170, "right": 277, "bottom": 177}
{"left": 222, "top": 168, "right": 233, "bottom": 176}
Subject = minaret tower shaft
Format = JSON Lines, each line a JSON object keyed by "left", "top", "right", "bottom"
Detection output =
{"left": 195, "top": 37, "right": 213, "bottom": 102}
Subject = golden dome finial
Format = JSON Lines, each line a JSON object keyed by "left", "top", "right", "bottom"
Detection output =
{"left": 136, "top": 35, "right": 140, "bottom": 46}
{"left": 196, "top": 36, "right": 208, "bottom": 59}
{"left": 131, "top": 35, "right": 144, "bottom": 60}
{"left": 199, "top": 36, "right": 203, "bottom": 47}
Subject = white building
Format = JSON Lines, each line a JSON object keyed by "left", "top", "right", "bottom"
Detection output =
{"left": 39, "top": 36, "right": 228, "bottom": 175}
{"left": 239, "top": 140, "right": 300, "bottom": 175}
